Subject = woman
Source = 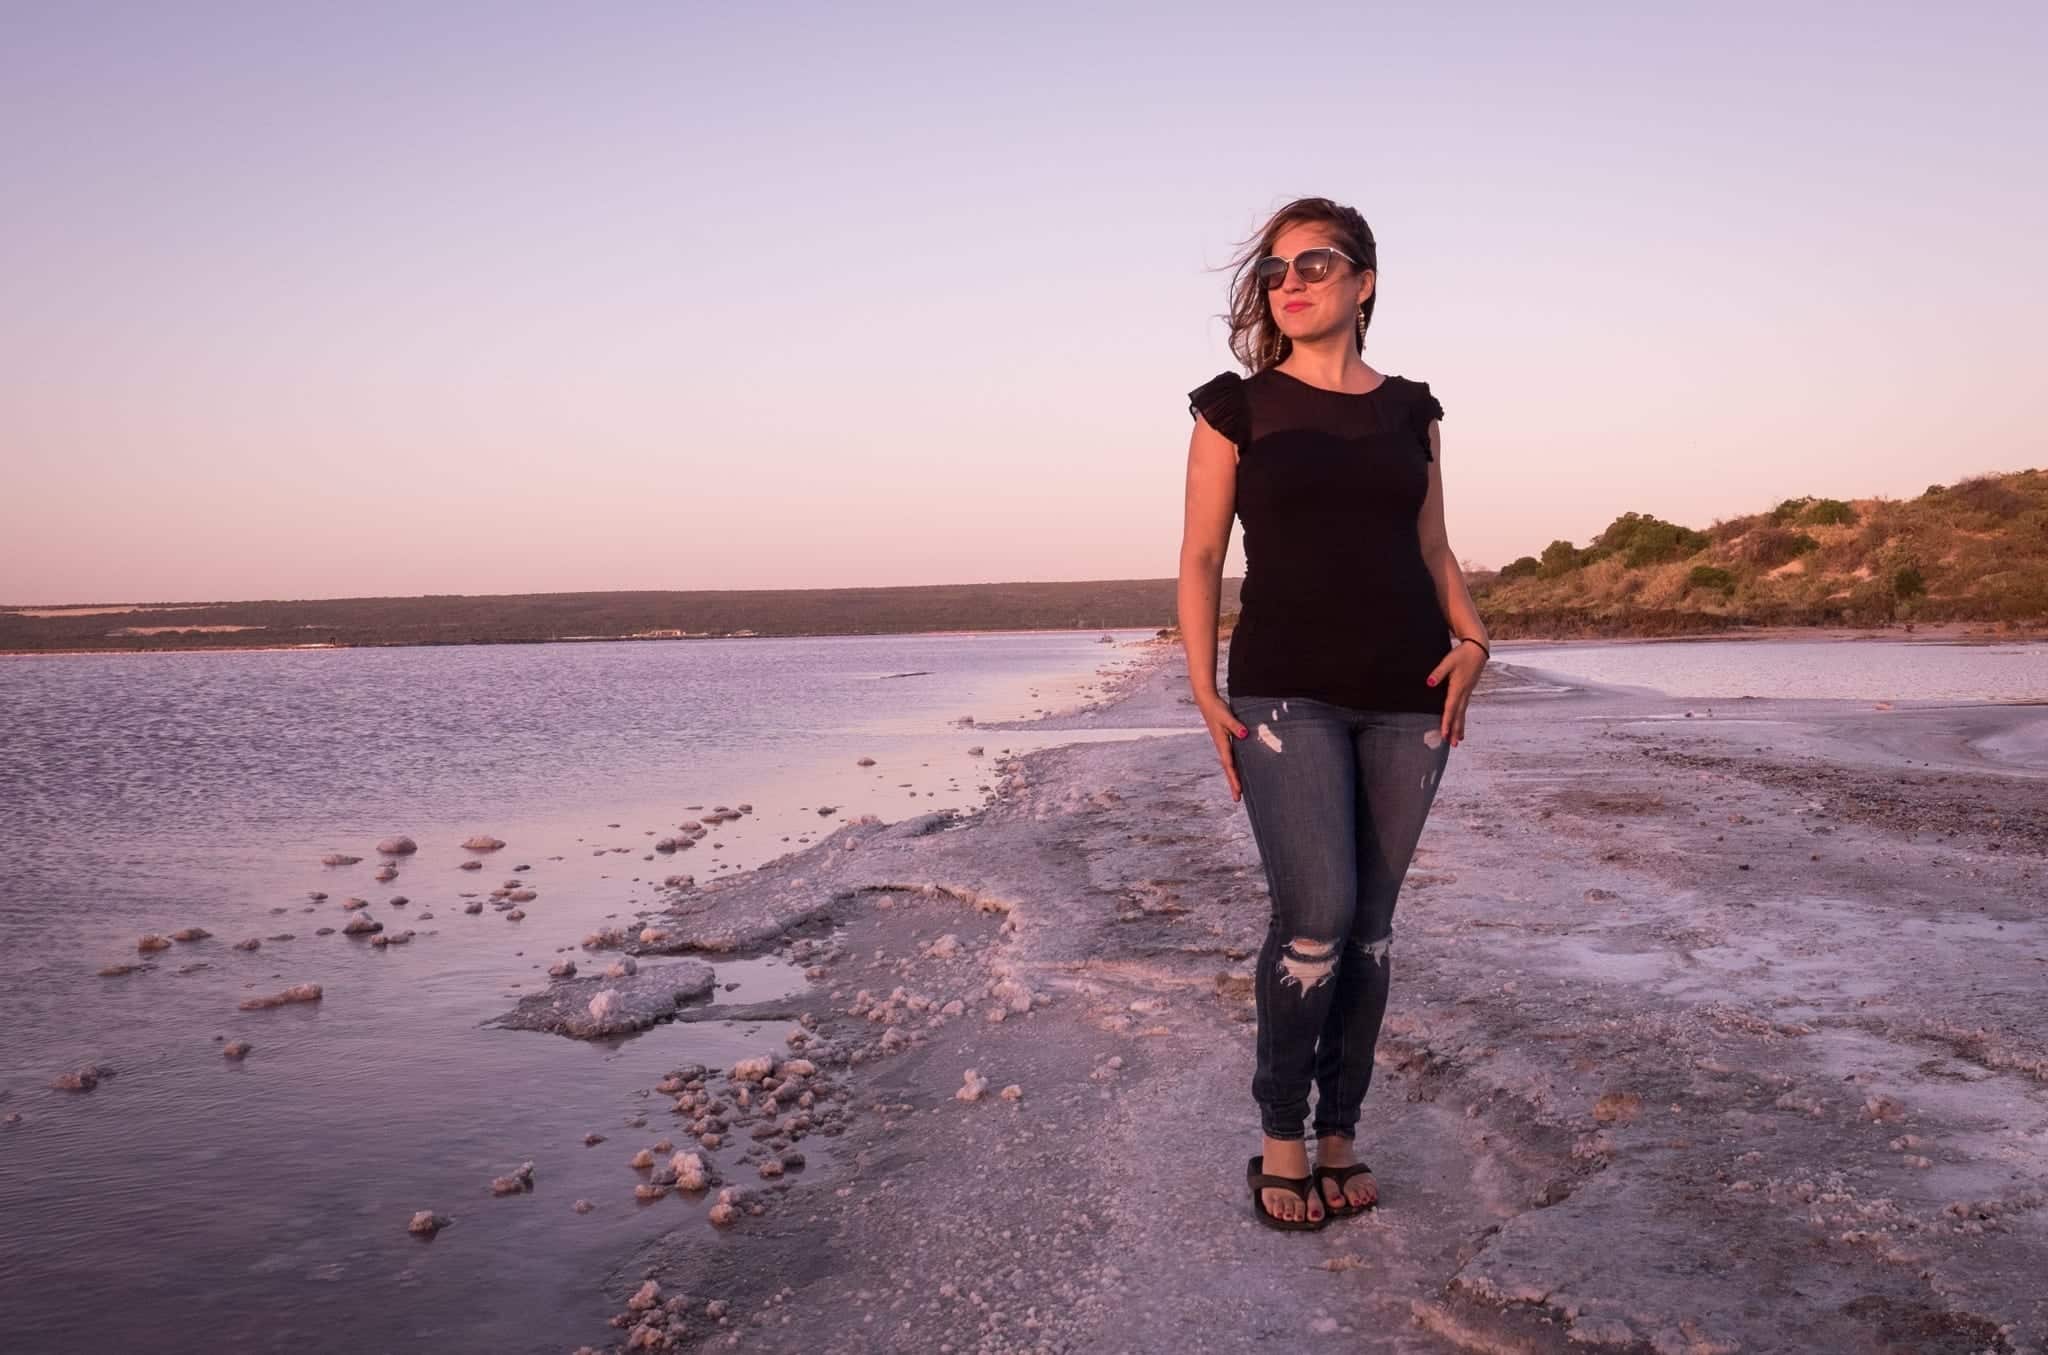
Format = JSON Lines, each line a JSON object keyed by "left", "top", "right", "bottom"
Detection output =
{"left": 1176, "top": 196, "right": 1489, "bottom": 1231}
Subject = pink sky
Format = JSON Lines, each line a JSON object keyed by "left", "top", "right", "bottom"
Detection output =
{"left": 3, "top": 2, "right": 2042, "bottom": 605}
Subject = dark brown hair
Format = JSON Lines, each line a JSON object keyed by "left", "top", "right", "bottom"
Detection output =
{"left": 1222, "top": 196, "right": 1378, "bottom": 372}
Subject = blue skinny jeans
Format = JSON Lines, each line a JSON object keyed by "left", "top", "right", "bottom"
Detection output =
{"left": 1226, "top": 693, "right": 1452, "bottom": 1141}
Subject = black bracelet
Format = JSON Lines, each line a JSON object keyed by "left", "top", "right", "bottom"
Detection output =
{"left": 1455, "top": 635, "right": 1490, "bottom": 660}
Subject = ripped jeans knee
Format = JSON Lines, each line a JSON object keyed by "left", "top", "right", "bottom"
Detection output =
{"left": 1275, "top": 936, "right": 1339, "bottom": 993}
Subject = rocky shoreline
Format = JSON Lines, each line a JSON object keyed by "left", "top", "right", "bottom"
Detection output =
{"left": 550, "top": 641, "right": 2047, "bottom": 1354}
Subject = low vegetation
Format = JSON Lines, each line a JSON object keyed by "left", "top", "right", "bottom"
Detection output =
{"left": 1470, "top": 468, "right": 2048, "bottom": 637}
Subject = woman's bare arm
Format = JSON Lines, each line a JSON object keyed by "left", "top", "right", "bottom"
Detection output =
{"left": 1177, "top": 414, "right": 1239, "bottom": 700}
{"left": 1416, "top": 420, "right": 1488, "bottom": 646}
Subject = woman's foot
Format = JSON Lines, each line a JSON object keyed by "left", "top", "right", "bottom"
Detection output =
{"left": 1315, "top": 1134, "right": 1378, "bottom": 1212}
{"left": 1259, "top": 1135, "right": 1324, "bottom": 1225}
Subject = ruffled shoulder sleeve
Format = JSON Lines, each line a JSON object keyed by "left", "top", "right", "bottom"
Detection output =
{"left": 1187, "top": 371, "right": 1250, "bottom": 447}
{"left": 1409, "top": 379, "right": 1444, "bottom": 461}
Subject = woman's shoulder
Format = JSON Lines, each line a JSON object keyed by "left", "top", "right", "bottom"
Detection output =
{"left": 1378, "top": 373, "right": 1444, "bottom": 422}
{"left": 1186, "top": 369, "right": 1251, "bottom": 445}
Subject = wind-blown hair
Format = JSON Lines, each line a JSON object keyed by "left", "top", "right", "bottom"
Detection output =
{"left": 1221, "top": 196, "right": 1378, "bottom": 372}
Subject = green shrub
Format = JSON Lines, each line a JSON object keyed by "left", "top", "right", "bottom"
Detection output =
{"left": 1538, "top": 539, "right": 1581, "bottom": 578}
{"left": 1802, "top": 498, "right": 1857, "bottom": 526}
{"left": 1593, "top": 511, "right": 1710, "bottom": 568}
{"left": 1497, "top": 556, "right": 1540, "bottom": 581}
{"left": 1892, "top": 565, "right": 1925, "bottom": 599}
{"left": 1688, "top": 565, "right": 1737, "bottom": 593}
{"left": 1770, "top": 497, "right": 1810, "bottom": 524}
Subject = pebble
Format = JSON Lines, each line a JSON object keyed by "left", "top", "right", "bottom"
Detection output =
{"left": 239, "top": 983, "right": 323, "bottom": 1010}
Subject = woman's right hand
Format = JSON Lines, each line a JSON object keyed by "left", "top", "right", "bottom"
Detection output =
{"left": 1196, "top": 692, "right": 1249, "bottom": 802}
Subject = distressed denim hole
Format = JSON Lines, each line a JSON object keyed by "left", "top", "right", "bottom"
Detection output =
{"left": 1276, "top": 937, "right": 1337, "bottom": 992}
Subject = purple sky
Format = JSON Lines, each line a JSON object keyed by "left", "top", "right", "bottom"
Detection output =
{"left": 4, "top": 1, "right": 2042, "bottom": 605}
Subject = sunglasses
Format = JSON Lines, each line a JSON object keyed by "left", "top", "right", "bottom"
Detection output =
{"left": 1253, "top": 246, "right": 1362, "bottom": 289}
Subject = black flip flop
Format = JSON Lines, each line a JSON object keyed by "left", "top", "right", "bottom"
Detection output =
{"left": 1247, "top": 1154, "right": 1328, "bottom": 1231}
{"left": 1312, "top": 1161, "right": 1378, "bottom": 1217}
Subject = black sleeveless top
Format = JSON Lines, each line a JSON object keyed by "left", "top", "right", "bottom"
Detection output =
{"left": 1188, "top": 366, "right": 1450, "bottom": 716}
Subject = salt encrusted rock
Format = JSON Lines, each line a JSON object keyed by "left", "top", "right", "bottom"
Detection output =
{"left": 778, "top": 1058, "right": 817, "bottom": 1078}
{"left": 99, "top": 963, "right": 144, "bottom": 977}
{"left": 628, "top": 1281, "right": 662, "bottom": 1312}
{"left": 605, "top": 957, "right": 638, "bottom": 978}
{"left": 506, "top": 909, "right": 526, "bottom": 922}
{"left": 925, "top": 933, "right": 960, "bottom": 959}
{"left": 1000, "top": 1084, "right": 1023, "bottom": 1101}
{"left": 707, "top": 1187, "right": 741, "bottom": 1225}
{"left": 584, "top": 1132, "right": 606, "bottom": 1146}
{"left": 549, "top": 960, "right": 578, "bottom": 979}
{"left": 372, "top": 865, "right": 398, "bottom": 882}
{"left": 731, "top": 1055, "right": 775, "bottom": 1083}
{"left": 171, "top": 927, "right": 211, "bottom": 943}
{"left": 463, "top": 901, "right": 483, "bottom": 914}
{"left": 377, "top": 836, "right": 419, "bottom": 855}
{"left": 239, "top": 983, "right": 322, "bottom": 1010}
{"left": 633, "top": 1182, "right": 669, "bottom": 1201}
{"left": 757, "top": 1158, "right": 784, "bottom": 1178}
{"left": 507, "top": 888, "right": 537, "bottom": 903}
{"left": 956, "top": 1068, "right": 989, "bottom": 1102}
{"left": 462, "top": 835, "right": 506, "bottom": 851}
{"left": 51, "top": 1065, "right": 109, "bottom": 1092}
{"left": 630, "top": 1148, "right": 656, "bottom": 1169}
{"left": 231, "top": 937, "right": 260, "bottom": 952}
{"left": 342, "top": 915, "right": 383, "bottom": 936}
{"left": 489, "top": 1161, "right": 535, "bottom": 1195}
{"left": 671, "top": 1152, "right": 708, "bottom": 1191}
{"left": 572, "top": 1198, "right": 595, "bottom": 1214}
{"left": 408, "top": 1210, "right": 448, "bottom": 1235}
{"left": 222, "top": 1041, "right": 253, "bottom": 1060}
{"left": 492, "top": 962, "right": 717, "bottom": 1040}
{"left": 340, "top": 897, "right": 369, "bottom": 911}
{"left": 320, "top": 853, "right": 361, "bottom": 866}
{"left": 369, "top": 929, "right": 415, "bottom": 947}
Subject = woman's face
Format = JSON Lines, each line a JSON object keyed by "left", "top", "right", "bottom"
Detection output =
{"left": 1264, "top": 221, "right": 1374, "bottom": 347}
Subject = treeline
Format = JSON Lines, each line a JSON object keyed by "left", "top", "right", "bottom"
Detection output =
{"left": 0, "top": 579, "right": 1244, "bottom": 654}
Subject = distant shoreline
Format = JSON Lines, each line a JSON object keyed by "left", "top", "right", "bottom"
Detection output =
{"left": 4, "top": 616, "right": 2039, "bottom": 660}
{"left": 0, "top": 625, "right": 1164, "bottom": 659}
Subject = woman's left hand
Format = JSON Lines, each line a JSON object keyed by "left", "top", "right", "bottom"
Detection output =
{"left": 1424, "top": 640, "right": 1486, "bottom": 747}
